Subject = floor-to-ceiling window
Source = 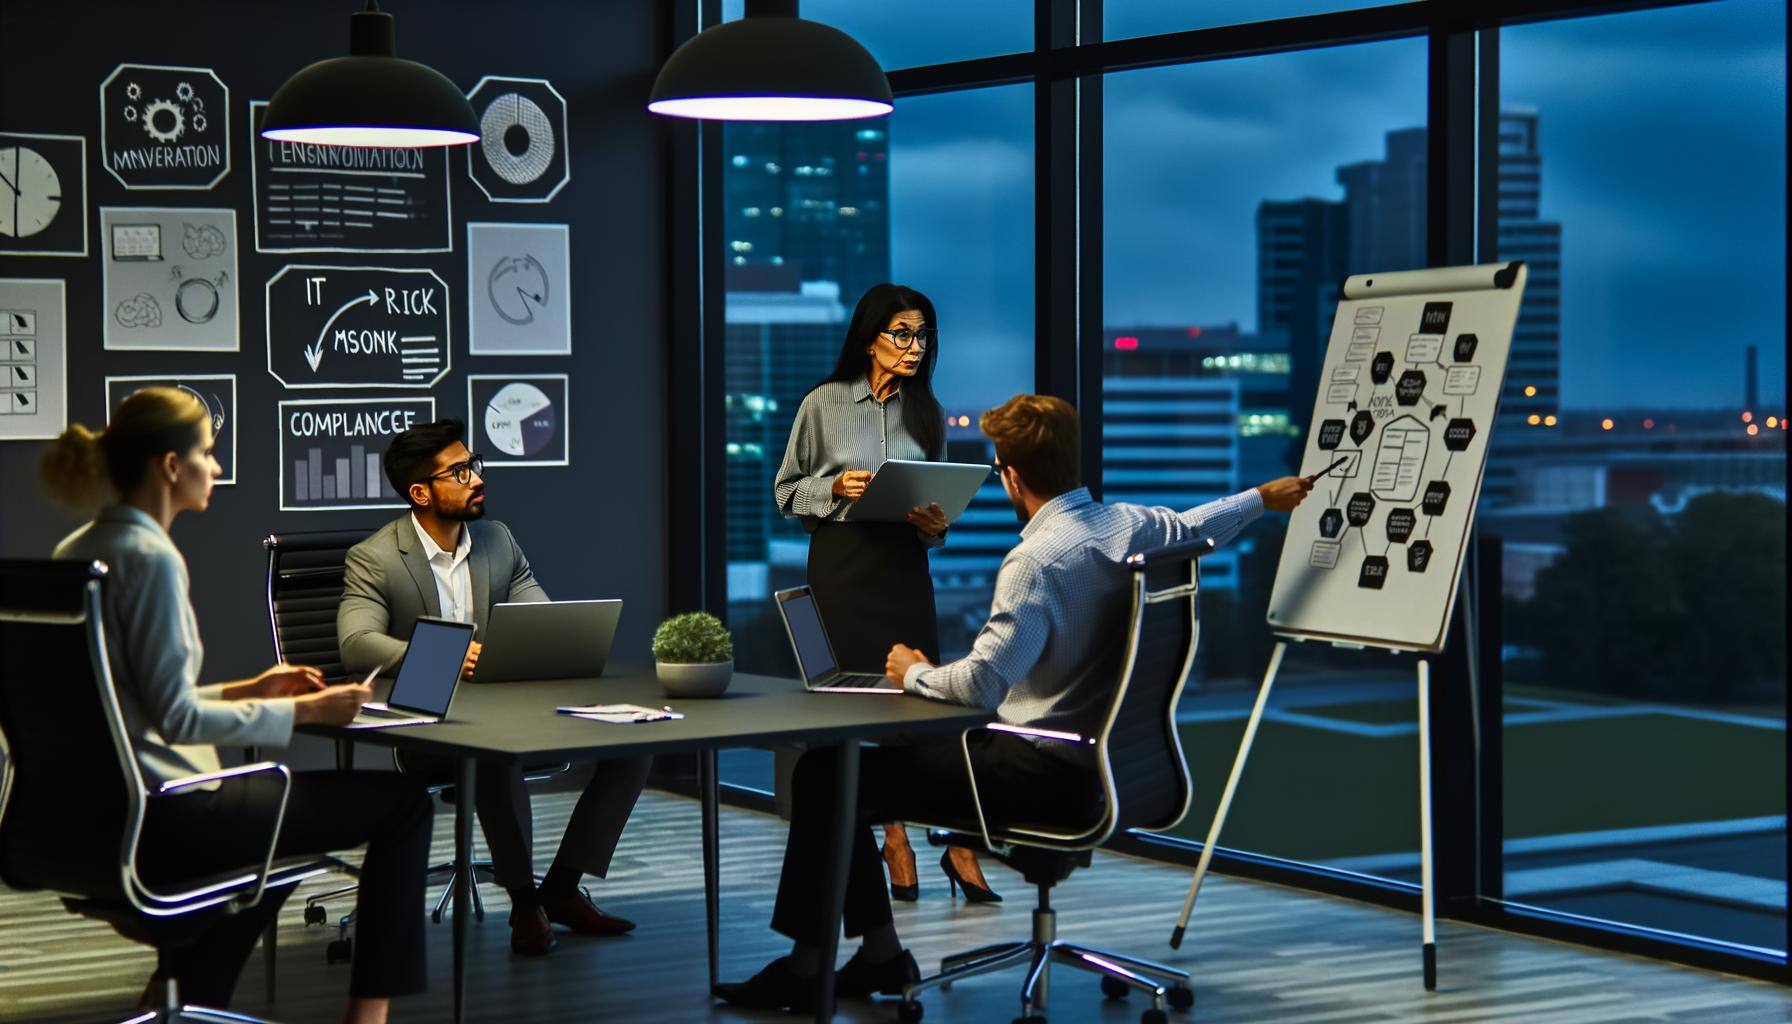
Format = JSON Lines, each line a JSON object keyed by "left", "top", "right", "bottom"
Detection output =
{"left": 1103, "top": 38, "right": 1434, "bottom": 880}
{"left": 717, "top": 83, "right": 1034, "bottom": 791}
{"left": 1485, "top": 0, "right": 1787, "bottom": 955}
{"left": 684, "top": 0, "right": 1788, "bottom": 978}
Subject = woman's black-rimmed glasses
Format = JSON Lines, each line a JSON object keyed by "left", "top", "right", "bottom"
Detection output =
{"left": 880, "top": 327, "right": 936, "bottom": 351}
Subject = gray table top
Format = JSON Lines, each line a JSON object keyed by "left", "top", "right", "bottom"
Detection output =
{"left": 299, "top": 664, "right": 992, "bottom": 764}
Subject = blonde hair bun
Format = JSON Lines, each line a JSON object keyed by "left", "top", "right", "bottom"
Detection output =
{"left": 39, "top": 423, "right": 110, "bottom": 511}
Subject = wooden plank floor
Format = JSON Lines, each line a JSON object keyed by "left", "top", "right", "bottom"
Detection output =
{"left": 5, "top": 789, "right": 1791, "bottom": 1023}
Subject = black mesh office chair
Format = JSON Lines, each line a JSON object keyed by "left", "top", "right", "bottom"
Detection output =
{"left": 264, "top": 531, "right": 563, "bottom": 959}
{"left": 0, "top": 559, "right": 333, "bottom": 1023}
{"left": 895, "top": 539, "right": 1213, "bottom": 1024}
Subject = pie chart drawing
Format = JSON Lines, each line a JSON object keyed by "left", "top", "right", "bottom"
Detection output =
{"left": 484, "top": 382, "right": 557, "bottom": 457}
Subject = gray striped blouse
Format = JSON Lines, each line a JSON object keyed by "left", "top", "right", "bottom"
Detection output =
{"left": 774, "top": 377, "right": 945, "bottom": 540}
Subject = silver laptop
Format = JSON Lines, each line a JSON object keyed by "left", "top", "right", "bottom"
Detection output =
{"left": 774, "top": 586, "right": 902, "bottom": 693}
{"left": 471, "top": 599, "right": 622, "bottom": 683}
{"left": 347, "top": 616, "right": 475, "bottom": 729}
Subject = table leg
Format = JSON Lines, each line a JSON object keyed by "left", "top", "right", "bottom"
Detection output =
{"left": 453, "top": 756, "right": 475, "bottom": 1024}
{"left": 334, "top": 737, "right": 353, "bottom": 771}
{"left": 815, "top": 739, "right": 860, "bottom": 1022}
{"left": 699, "top": 748, "right": 720, "bottom": 991}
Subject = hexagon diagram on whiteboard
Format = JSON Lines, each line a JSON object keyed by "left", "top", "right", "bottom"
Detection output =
{"left": 467, "top": 77, "right": 569, "bottom": 203}
{"left": 100, "top": 64, "right": 230, "bottom": 190}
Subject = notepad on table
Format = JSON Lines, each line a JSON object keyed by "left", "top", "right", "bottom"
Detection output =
{"left": 556, "top": 703, "right": 685, "bottom": 724}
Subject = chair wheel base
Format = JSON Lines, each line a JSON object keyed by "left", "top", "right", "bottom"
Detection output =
{"left": 303, "top": 904, "right": 326, "bottom": 926}
{"left": 895, "top": 999, "right": 924, "bottom": 1022}
{"left": 326, "top": 938, "right": 352, "bottom": 965}
{"left": 1102, "top": 974, "right": 1131, "bottom": 1000}
{"left": 1168, "top": 985, "right": 1195, "bottom": 1011}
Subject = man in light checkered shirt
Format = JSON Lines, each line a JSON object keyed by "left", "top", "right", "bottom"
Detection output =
{"left": 717, "top": 394, "right": 1311, "bottom": 1013}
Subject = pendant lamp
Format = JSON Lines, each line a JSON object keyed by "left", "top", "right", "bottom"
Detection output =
{"left": 649, "top": 0, "right": 892, "bottom": 122}
{"left": 262, "top": 1, "right": 478, "bottom": 148}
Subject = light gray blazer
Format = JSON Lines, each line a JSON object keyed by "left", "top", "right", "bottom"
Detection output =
{"left": 54, "top": 505, "right": 294, "bottom": 787}
{"left": 337, "top": 515, "right": 549, "bottom": 674}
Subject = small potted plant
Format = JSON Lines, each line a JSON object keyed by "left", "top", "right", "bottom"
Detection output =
{"left": 652, "top": 611, "right": 734, "bottom": 698}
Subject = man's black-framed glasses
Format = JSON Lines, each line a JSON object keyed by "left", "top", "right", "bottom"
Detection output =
{"left": 419, "top": 454, "right": 484, "bottom": 486}
{"left": 881, "top": 327, "right": 936, "bottom": 351}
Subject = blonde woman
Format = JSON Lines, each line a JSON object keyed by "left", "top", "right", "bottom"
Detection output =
{"left": 42, "top": 386, "right": 430, "bottom": 1024}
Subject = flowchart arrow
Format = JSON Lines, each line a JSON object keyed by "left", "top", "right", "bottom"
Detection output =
{"left": 304, "top": 290, "right": 378, "bottom": 372}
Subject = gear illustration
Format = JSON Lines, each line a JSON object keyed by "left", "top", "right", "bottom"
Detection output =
{"left": 124, "top": 105, "right": 138, "bottom": 122}
{"left": 176, "top": 81, "right": 194, "bottom": 102}
{"left": 126, "top": 81, "right": 141, "bottom": 101}
{"left": 141, "top": 99, "right": 186, "bottom": 143}
{"left": 192, "top": 113, "right": 207, "bottom": 133}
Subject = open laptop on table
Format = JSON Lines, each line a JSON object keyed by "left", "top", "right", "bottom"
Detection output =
{"left": 470, "top": 599, "right": 622, "bottom": 683}
{"left": 774, "top": 585, "right": 902, "bottom": 694}
{"left": 347, "top": 616, "right": 476, "bottom": 729}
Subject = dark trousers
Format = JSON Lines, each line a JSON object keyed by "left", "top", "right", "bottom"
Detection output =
{"left": 136, "top": 769, "right": 432, "bottom": 1006}
{"left": 770, "top": 733, "right": 1101, "bottom": 946}
{"left": 402, "top": 754, "right": 653, "bottom": 892}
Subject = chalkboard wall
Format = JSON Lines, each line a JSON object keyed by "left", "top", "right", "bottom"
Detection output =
{"left": 0, "top": 2, "right": 676, "bottom": 752}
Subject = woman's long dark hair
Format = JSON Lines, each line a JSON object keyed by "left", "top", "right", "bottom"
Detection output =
{"left": 817, "top": 283, "right": 945, "bottom": 459}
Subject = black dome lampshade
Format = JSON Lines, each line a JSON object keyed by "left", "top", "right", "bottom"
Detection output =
{"left": 262, "top": 1, "right": 478, "bottom": 148}
{"left": 649, "top": 0, "right": 893, "bottom": 122}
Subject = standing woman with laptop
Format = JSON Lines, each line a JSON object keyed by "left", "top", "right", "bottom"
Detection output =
{"left": 774, "top": 283, "right": 999, "bottom": 905}
{"left": 40, "top": 387, "right": 431, "bottom": 1023}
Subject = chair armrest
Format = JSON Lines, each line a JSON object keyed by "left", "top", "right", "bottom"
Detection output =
{"left": 959, "top": 723, "right": 1087, "bottom": 855}
{"left": 957, "top": 726, "right": 1005, "bottom": 856}
{"left": 147, "top": 761, "right": 293, "bottom": 913}
{"left": 985, "top": 722, "right": 1090, "bottom": 745}
{"left": 157, "top": 760, "right": 287, "bottom": 795}
{"left": 958, "top": 724, "right": 1102, "bottom": 856}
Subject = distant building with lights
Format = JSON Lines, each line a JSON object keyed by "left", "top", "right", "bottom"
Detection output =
{"left": 723, "top": 273, "right": 849, "bottom": 601}
{"left": 1258, "top": 109, "right": 1563, "bottom": 507}
{"left": 1101, "top": 323, "right": 1293, "bottom": 495}
{"left": 723, "top": 122, "right": 890, "bottom": 304}
{"left": 1482, "top": 407, "right": 1787, "bottom": 597}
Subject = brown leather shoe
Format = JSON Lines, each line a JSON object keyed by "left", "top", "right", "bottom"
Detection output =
{"left": 509, "top": 903, "right": 558, "bottom": 956}
{"left": 540, "top": 888, "right": 636, "bottom": 936}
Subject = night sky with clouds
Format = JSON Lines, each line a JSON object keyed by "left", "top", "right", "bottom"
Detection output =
{"left": 733, "top": 0, "right": 1786, "bottom": 415}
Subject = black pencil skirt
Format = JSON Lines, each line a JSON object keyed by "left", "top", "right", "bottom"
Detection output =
{"left": 806, "top": 520, "right": 940, "bottom": 673}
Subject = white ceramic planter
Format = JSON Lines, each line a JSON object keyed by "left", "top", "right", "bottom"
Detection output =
{"left": 656, "top": 659, "right": 733, "bottom": 698}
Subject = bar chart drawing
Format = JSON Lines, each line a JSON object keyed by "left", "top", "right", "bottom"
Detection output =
{"left": 292, "top": 443, "right": 393, "bottom": 503}
{"left": 279, "top": 397, "right": 433, "bottom": 511}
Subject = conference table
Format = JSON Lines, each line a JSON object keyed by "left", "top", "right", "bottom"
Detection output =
{"left": 302, "top": 666, "right": 992, "bottom": 1024}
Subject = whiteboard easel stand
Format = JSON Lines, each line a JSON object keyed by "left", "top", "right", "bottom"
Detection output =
{"left": 1168, "top": 638, "right": 1439, "bottom": 992}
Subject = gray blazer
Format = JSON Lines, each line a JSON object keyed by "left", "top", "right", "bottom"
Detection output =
{"left": 337, "top": 515, "right": 549, "bottom": 674}
{"left": 55, "top": 505, "right": 294, "bottom": 786}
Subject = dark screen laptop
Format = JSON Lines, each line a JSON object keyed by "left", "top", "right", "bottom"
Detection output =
{"left": 347, "top": 616, "right": 476, "bottom": 729}
{"left": 774, "top": 586, "right": 902, "bottom": 694}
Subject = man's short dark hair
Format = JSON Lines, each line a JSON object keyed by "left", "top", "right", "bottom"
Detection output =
{"left": 383, "top": 418, "right": 466, "bottom": 504}
{"left": 980, "top": 394, "right": 1081, "bottom": 497}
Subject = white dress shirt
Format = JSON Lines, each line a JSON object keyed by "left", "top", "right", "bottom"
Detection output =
{"left": 412, "top": 513, "right": 474, "bottom": 623}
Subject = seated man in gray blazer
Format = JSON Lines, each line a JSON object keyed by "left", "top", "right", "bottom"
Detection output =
{"left": 338, "top": 418, "right": 651, "bottom": 956}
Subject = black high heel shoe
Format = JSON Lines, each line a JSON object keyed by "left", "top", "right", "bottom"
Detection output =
{"left": 939, "top": 850, "right": 1002, "bottom": 903}
{"left": 883, "top": 841, "right": 919, "bottom": 902}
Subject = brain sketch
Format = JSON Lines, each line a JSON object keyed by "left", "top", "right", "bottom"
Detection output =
{"left": 115, "top": 293, "right": 164, "bottom": 329}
